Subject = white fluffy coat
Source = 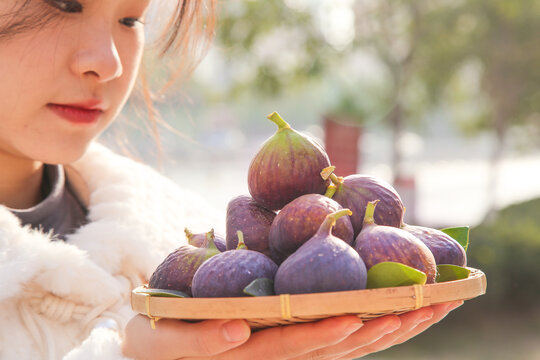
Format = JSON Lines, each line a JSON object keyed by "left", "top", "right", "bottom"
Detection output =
{"left": 0, "top": 143, "right": 221, "bottom": 359}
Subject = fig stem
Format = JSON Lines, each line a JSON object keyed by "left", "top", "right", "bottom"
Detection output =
{"left": 267, "top": 111, "right": 291, "bottom": 130}
{"left": 205, "top": 229, "right": 220, "bottom": 252}
{"left": 317, "top": 209, "right": 353, "bottom": 236}
{"left": 324, "top": 184, "right": 337, "bottom": 198}
{"left": 236, "top": 230, "right": 248, "bottom": 250}
{"left": 184, "top": 227, "right": 194, "bottom": 242}
{"left": 363, "top": 200, "right": 380, "bottom": 226}
{"left": 320, "top": 166, "right": 336, "bottom": 181}
{"left": 327, "top": 173, "right": 344, "bottom": 188}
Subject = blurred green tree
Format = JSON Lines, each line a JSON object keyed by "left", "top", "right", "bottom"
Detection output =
{"left": 212, "top": 1, "right": 328, "bottom": 98}
{"left": 468, "top": 197, "right": 540, "bottom": 310}
{"left": 204, "top": 0, "right": 540, "bottom": 191}
{"left": 413, "top": 0, "right": 540, "bottom": 215}
{"left": 209, "top": 0, "right": 430, "bottom": 182}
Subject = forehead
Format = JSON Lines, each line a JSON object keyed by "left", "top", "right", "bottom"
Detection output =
{"left": 0, "top": 1, "right": 25, "bottom": 13}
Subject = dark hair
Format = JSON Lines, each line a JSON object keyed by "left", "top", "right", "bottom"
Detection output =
{"left": 0, "top": 0, "right": 217, "bottom": 153}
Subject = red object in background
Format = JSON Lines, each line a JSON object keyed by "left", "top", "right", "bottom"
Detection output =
{"left": 323, "top": 116, "right": 362, "bottom": 176}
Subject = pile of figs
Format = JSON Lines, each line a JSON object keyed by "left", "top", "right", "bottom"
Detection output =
{"left": 148, "top": 112, "right": 470, "bottom": 298}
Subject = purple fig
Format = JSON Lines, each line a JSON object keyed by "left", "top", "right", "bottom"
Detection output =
{"left": 268, "top": 193, "right": 354, "bottom": 264}
{"left": 274, "top": 209, "right": 367, "bottom": 295}
{"left": 192, "top": 231, "right": 278, "bottom": 297}
{"left": 148, "top": 230, "right": 220, "bottom": 296}
{"left": 226, "top": 195, "right": 276, "bottom": 256}
{"left": 185, "top": 228, "right": 226, "bottom": 252}
{"left": 248, "top": 112, "right": 331, "bottom": 211}
{"left": 355, "top": 200, "right": 437, "bottom": 283}
{"left": 326, "top": 171, "right": 404, "bottom": 237}
{"left": 401, "top": 224, "right": 467, "bottom": 266}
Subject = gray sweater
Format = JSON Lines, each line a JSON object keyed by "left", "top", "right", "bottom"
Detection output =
{"left": 9, "top": 164, "right": 87, "bottom": 240}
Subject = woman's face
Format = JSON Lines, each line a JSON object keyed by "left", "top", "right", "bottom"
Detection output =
{"left": 0, "top": 0, "right": 151, "bottom": 164}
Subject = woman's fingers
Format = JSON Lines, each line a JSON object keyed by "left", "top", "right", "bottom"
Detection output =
{"left": 336, "top": 301, "right": 464, "bottom": 359}
{"left": 290, "top": 312, "right": 412, "bottom": 360}
{"left": 184, "top": 315, "right": 364, "bottom": 360}
{"left": 336, "top": 307, "right": 434, "bottom": 359}
{"left": 122, "top": 315, "right": 251, "bottom": 359}
{"left": 123, "top": 302, "right": 464, "bottom": 360}
{"left": 392, "top": 300, "right": 464, "bottom": 346}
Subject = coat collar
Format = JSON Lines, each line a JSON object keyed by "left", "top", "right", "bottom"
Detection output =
{"left": 0, "top": 143, "right": 200, "bottom": 306}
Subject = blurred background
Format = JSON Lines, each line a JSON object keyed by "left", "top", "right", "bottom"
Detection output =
{"left": 103, "top": 1, "right": 540, "bottom": 359}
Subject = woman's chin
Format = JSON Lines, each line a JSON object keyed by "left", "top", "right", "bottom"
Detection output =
{"left": 29, "top": 144, "right": 90, "bottom": 165}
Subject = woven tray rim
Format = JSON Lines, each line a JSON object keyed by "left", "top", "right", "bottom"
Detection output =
{"left": 131, "top": 267, "right": 486, "bottom": 329}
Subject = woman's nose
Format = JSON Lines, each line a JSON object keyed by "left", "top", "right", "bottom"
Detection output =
{"left": 70, "top": 30, "right": 123, "bottom": 83}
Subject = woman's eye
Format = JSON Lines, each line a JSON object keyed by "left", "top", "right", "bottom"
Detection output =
{"left": 119, "top": 18, "right": 144, "bottom": 28}
{"left": 45, "top": 0, "right": 83, "bottom": 13}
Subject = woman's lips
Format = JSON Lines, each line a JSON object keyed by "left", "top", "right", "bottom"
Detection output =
{"left": 47, "top": 103, "right": 103, "bottom": 124}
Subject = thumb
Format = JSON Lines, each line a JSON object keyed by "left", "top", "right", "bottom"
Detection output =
{"left": 123, "top": 315, "right": 251, "bottom": 359}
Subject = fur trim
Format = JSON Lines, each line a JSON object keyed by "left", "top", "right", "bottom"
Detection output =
{"left": 0, "top": 208, "right": 121, "bottom": 305}
{"left": 63, "top": 328, "right": 131, "bottom": 360}
{"left": 0, "top": 143, "right": 223, "bottom": 359}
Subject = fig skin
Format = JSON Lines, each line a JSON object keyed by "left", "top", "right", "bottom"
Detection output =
{"left": 401, "top": 224, "right": 467, "bottom": 266}
{"left": 274, "top": 209, "right": 367, "bottom": 295}
{"left": 185, "top": 228, "right": 226, "bottom": 252}
{"left": 268, "top": 194, "right": 354, "bottom": 264}
{"left": 248, "top": 112, "right": 331, "bottom": 211}
{"left": 355, "top": 201, "right": 437, "bottom": 283}
{"left": 148, "top": 231, "right": 220, "bottom": 296}
{"left": 226, "top": 194, "right": 276, "bottom": 257}
{"left": 326, "top": 173, "right": 404, "bottom": 238}
{"left": 192, "top": 233, "right": 278, "bottom": 298}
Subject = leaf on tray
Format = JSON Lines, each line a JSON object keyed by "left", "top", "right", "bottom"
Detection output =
{"left": 436, "top": 264, "right": 471, "bottom": 283}
{"left": 440, "top": 226, "right": 470, "bottom": 252}
{"left": 243, "top": 278, "right": 275, "bottom": 296}
{"left": 366, "top": 262, "right": 427, "bottom": 289}
{"left": 135, "top": 288, "right": 190, "bottom": 298}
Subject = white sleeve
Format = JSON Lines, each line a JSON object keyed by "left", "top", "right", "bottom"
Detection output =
{"left": 63, "top": 327, "right": 132, "bottom": 360}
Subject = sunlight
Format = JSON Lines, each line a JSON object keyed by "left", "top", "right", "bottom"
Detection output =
{"left": 319, "top": 0, "right": 356, "bottom": 51}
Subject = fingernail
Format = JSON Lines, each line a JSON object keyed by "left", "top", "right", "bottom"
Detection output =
{"left": 447, "top": 300, "right": 464, "bottom": 311}
{"left": 344, "top": 320, "right": 364, "bottom": 334}
{"left": 383, "top": 319, "right": 401, "bottom": 333}
{"left": 222, "top": 320, "right": 250, "bottom": 343}
{"left": 415, "top": 313, "right": 433, "bottom": 325}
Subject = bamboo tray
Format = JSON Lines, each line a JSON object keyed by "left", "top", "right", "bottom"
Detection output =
{"left": 132, "top": 267, "right": 486, "bottom": 329}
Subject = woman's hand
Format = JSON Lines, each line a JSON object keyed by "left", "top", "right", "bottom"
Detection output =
{"left": 122, "top": 301, "right": 463, "bottom": 360}
{"left": 314, "top": 300, "right": 464, "bottom": 360}
{"left": 122, "top": 315, "right": 252, "bottom": 359}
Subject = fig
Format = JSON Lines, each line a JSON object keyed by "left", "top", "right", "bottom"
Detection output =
{"left": 192, "top": 231, "right": 278, "bottom": 298}
{"left": 148, "top": 230, "right": 220, "bottom": 296}
{"left": 226, "top": 194, "right": 276, "bottom": 257}
{"left": 325, "top": 171, "right": 404, "bottom": 237}
{"left": 248, "top": 112, "right": 331, "bottom": 211}
{"left": 401, "top": 224, "right": 467, "bottom": 266}
{"left": 185, "top": 228, "right": 226, "bottom": 252}
{"left": 355, "top": 200, "right": 437, "bottom": 283}
{"left": 268, "top": 193, "right": 354, "bottom": 264}
{"left": 274, "top": 209, "right": 367, "bottom": 295}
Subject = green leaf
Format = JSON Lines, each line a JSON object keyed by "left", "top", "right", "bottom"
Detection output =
{"left": 135, "top": 288, "right": 190, "bottom": 298}
{"left": 366, "top": 262, "right": 427, "bottom": 289}
{"left": 243, "top": 278, "right": 275, "bottom": 297}
{"left": 436, "top": 264, "right": 471, "bottom": 283}
{"left": 440, "top": 226, "right": 470, "bottom": 252}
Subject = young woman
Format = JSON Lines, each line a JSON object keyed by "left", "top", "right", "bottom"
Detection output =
{"left": 0, "top": 1, "right": 462, "bottom": 359}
